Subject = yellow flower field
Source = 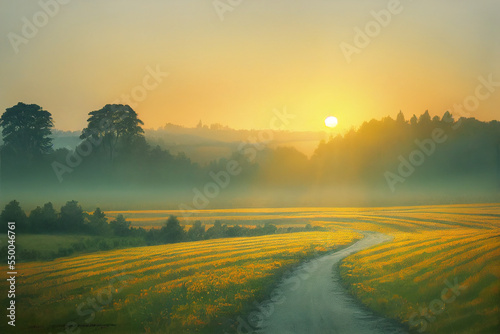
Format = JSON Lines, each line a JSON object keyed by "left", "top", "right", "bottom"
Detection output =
{"left": 336, "top": 209, "right": 500, "bottom": 334}
{"left": 1, "top": 204, "right": 498, "bottom": 333}
{"left": 0, "top": 230, "right": 359, "bottom": 333}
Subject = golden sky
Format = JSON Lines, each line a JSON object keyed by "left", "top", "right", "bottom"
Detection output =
{"left": 1, "top": 0, "right": 499, "bottom": 132}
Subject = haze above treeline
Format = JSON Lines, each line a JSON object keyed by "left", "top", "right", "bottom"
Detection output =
{"left": 1, "top": 102, "right": 499, "bottom": 210}
{"left": 49, "top": 121, "right": 328, "bottom": 164}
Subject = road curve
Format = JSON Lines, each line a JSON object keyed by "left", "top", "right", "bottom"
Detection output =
{"left": 260, "top": 232, "right": 408, "bottom": 334}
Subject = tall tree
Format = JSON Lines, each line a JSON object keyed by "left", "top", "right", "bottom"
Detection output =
{"left": 161, "top": 215, "right": 185, "bottom": 243}
{"left": 410, "top": 114, "right": 418, "bottom": 126}
{"left": 80, "top": 104, "right": 144, "bottom": 161}
{"left": 187, "top": 221, "right": 205, "bottom": 241}
{"left": 110, "top": 214, "right": 131, "bottom": 236}
{"left": 87, "top": 208, "right": 111, "bottom": 235}
{"left": 28, "top": 202, "right": 58, "bottom": 233}
{"left": 396, "top": 111, "right": 406, "bottom": 124}
{"left": 418, "top": 110, "right": 432, "bottom": 127}
{"left": 442, "top": 111, "right": 455, "bottom": 124}
{"left": 58, "top": 200, "right": 85, "bottom": 233}
{"left": 0, "top": 102, "right": 53, "bottom": 158}
{"left": 0, "top": 200, "right": 28, "bottom": 232}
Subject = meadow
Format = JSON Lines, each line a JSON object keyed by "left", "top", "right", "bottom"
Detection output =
{"left": 0, "top": 230, "right": 359, "bottom": 333}
{"left": 1, "top": 204, "right": 498, "bottom": 333}
{"left": 0, "top": 234, "right": 146, "bottom": 261}
{"left": 333, "top": 204, "right": 500, "bottom": 334}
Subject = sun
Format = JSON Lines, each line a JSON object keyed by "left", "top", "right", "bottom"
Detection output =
{"left": 325, "top": 116, "right": 338, "bottom": 128}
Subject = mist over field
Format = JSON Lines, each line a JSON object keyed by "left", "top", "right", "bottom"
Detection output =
{"left": 1, "top": 108, "right": 498, "bottom": 211}
{"left": 1, "top": 1, "right": 499, "bottom": 333}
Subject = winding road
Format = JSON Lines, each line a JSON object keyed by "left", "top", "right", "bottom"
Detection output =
{"left": 260, "top": 232, "right": 408, "bottom": 334}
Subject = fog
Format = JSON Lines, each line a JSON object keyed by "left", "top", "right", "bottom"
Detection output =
{"left": 1, "top": 110, "right": 498, "bottom": 213}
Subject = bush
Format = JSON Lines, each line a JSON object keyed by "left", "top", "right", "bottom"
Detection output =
{"left": 98, "top": 240, "right": 111, "bottom": 251}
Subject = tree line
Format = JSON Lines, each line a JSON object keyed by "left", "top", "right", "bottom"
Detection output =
{"left": 0, "top": 199, "right": 320, "bottom": 245}
{"left": 309, "top": 111, "right": 500, "bottom": 190}
{"left": 1, "top": 102, "right": 498, "bottom": 204}
{"left": 0, "top": 102, "right": 202, "bottom": 187}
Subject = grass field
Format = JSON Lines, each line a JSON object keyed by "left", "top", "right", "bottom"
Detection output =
{"left": 341, "top": 229, "right": 500, "bottom": 333}
{"left": 333, "top": 205, "right": 500, "bottom": 334}
{"left": 0, "top": 234, "right": 146, "bottom": 261}
{"left": 0, "top": 230, "right": 359, "bottom": 333}
{"left": 1, "top": 204, "right": 498, "bottom": 333}
{"left": 105, "top": 204, "right": 500, "bottom": 230}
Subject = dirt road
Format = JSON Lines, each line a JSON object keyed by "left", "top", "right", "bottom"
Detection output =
{"left": 260, "top": 232, "right": 408, "bottom": 334}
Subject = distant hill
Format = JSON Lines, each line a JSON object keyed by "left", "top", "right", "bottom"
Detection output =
{"left": 51, "top": 123, "right": 328, "bottom": 164}
{"left": 51, "top": 130, "right": 81, "bottom": 150}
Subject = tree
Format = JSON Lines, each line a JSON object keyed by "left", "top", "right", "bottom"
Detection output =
{"left": 262, "top": 223, "right": 277, "bottom": 235}
{"left": 59, "top": 200, "right": 85, "bottom": 233}
{"left": 87, "top": 208, "right": 111, "bottom": 235}
{"left": 206, "top": 220, "right": 227, "bottom": 239}
{"left": 110, "top": 214, "right": 131, "bottom": 236}
{"left": 161, "top": 215, "right": 185, "bottom": 243}
{"left": 396, "top": 111, "right": 406, "bottom": 124}
{"left": 418, "top": 110, "right": 432, "bottom": 127}
{"left": 227, "top": 225, "right": 244, "bottom": 237}
{"left": 80, "top": 104, "right": 145, "bottom": 161}
{"left": 442, "top": 111, "right": 454, "bottom": 124}
{"left": 410, "top": 114, "right": 418, "bottom": 126}
{"left": 0, "top": 102, "right": 53, "bottom": 158}
{"left": 187, "top": 221, "right": 205, "bottom": 241}
{"left": 28, "top": 202, "right": 57, "bottom": 233}
{"left": 0, "top": 200, "right": 28, "bottom": 232}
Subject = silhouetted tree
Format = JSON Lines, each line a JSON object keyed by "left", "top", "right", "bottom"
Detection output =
{"left": 206, "top": 221, "right": 227, "bottom": 239}
{"left": 396, "top": 111, "right": 406, "bottom": 124}
{"left": 87, "top": 208, "right": 111, "bottom": 235}
{"left": 80, "top": 104, "right": 145, "bottom": 161}
{"left": 0, "top": 103, "right": 54, "bottom": 158}
{"left": 59, "top": 200, "right": 85, "bottom": 233}
{"left": 28, "top": 202, "right": 57, "bottom": 233}
{"left": 161, "top": 215, "right": 185, "bottom": 243}
{"left": 262, "top": 223, "right": 278, "bottom": 235}
{"left": 410, "top": 114, "right": 418, "bottom": 126}
{"left": 0, "top": 200, "right": 28, "bottom": 232}
{"left": 418, "top": 110, "right": 432, "bottom": 130}
{"left": 187, "top": 221, "right": 205, "bottom": 241}
{"left": 110, "top": 214, "right": 131, "bottom": 236}
{"left": 442, "top": 111, "right": 455, "bottom": 127}
{"left": 227, "top": 224, "right": 244, "bottom": 237}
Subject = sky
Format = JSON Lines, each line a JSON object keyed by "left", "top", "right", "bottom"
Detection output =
{"left": 0, "top": 0, "right": 499, "bottom": 133}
